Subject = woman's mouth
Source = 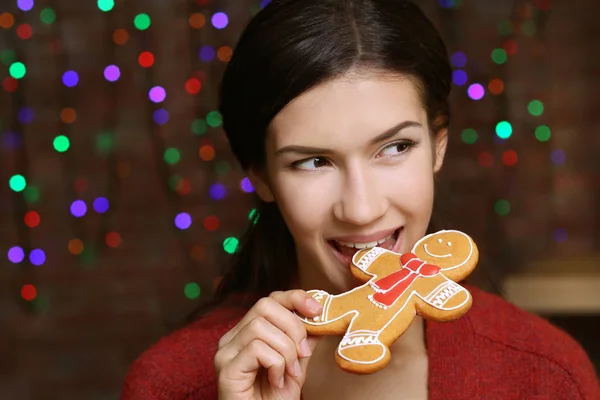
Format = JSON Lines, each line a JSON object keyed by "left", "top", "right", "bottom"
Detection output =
{"left": 328, "top": 227, "right": 404, "bottom": 267}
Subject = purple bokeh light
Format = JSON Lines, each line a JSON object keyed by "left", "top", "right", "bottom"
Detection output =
{"left": 70, "top": 200, "right": 87, "bottom": 217}
{"left": 452, "top": 70, "right": 467, "bottom": 86}
{"left": 153, "top": 108, "right": 169, "bottom": 125}
{"left": 211, "top": 12, "right": 228, "bottom": 29}
{"left": 240, "top": 177, "right": 254, "bottom": 193}
{"left": 29, "top": 249, "right": 46, "bottom": 266}
{"left": 18, "top": 107, "right": 34, "bottom": 124}
{"left": 260, "top": 0, "right": 272, "bottom": 7}
{"left": 209, "top": 183, "right": 227, "bottom": 200}
{"left": 553, "top": 227, "right": 568, "bottom": 243}
{"left": 93, "top": 197, "right": 109, "bottom": 213}
{"left": 8, "top": 246, "right": 25, "bottom": 263}
{"left": 149, "top": 86, "right": 166, "bottom": 103}
{"left": 2, "top": 131, "right": 21, "bottom": 149}
{"left": 550, "top": 149, "right": 566, "bottom": 165}
{"left": 62, "top": 70, "right": 79, "bottom": 87}
{"left": 104, "top": 65, "right": 120, "bottom": 82}
{"left": 175, "top": 212, "right": 192, "bottom": 230}
{"left": 467, "top": 83, "right": 485, "bottom": 100}
{"left": 199, "top": 46, "right": 216, "bottom": 62}
{"left": 17, "top": 0, "right": 34, "bottom": 12}
{"left": 451, "top": 51, "right": 467, "bottom": 67}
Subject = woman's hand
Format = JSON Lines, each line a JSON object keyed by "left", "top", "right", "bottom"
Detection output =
{"left": 215, "top": 290, "right": 324, "bottom": 400}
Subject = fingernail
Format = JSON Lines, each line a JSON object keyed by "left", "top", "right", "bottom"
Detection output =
{"left": 299, "top": 338, "right": 312, "bottom": 358}
{"left": 306, "top": 297, "right": 323, "bottom": 313}
{"left": 294, "top": 360, "right": 302, "bottom": 377}
{"left": 278, "top": 376, "right": 285, "bottom": 388}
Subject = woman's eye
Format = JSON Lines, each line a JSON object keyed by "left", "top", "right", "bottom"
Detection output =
{"left": 379, "top": 141, "right": 414, "bottom": 157}
{"left": 293, "top": 157, "right": 330, "bottom": 170}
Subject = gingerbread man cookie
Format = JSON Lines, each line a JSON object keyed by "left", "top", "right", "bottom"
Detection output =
{"left": 296, "top": 230, "right": 478, "bottom": 374}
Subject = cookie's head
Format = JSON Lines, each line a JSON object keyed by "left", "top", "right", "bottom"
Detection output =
{"left": 412, "top": 230, "right": 478, "bottom": 281}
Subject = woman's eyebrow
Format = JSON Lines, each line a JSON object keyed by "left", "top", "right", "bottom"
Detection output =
{"left": 273, "top": 120, "right": 423, "bottom": 157}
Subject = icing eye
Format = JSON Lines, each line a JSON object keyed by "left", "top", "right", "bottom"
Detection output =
{"left": 447, "top": 242, "right": 452, "bottom": 246}
{"left": 437, "top": 239, "right": 443, "bottom": 243}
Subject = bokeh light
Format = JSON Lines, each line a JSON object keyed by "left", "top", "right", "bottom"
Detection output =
{"left": 9, "top": 174, "right": 27, "bottom": 192}
{"left": 153, "top": 108, "right": 169, "bottom": 125}
{"left": 211, "top": 12, "right": 228, "bottom": 29}
{"left": 97, "top": 0, "right": 115, "bottom": 12}
{"left": 209, "top": 183, "right": 227, "bottom": 200}
{"left": 495, "top": 121, "right": 513, "bottom": 139}
{"left": 223, "top": 237, "right": 239, "bottom": 254}
{"left": 106, "top": 232, "right": 121, "bottom": 248}
{"left": 461, "top": 128, "right": 477, "bottom": 144}
{"left": 491, "top": 48, "right": 508, "bottom": 64}
{"left": 93, "top": 197, "right": 109, "bottom": 213}
{"left": 40, "top": 8, "right": 56, "bottom": 24}
{"left": 9, "top": 62, "right": 27, "bottom": 79}
{"left": 70, "top": 200, "right": 87, "bottom": 217}
{"left": 199, "top": 46, "right": 216, "bottom": 62}
{"left": 138, "top": 51, "right": 154, "bottom": 67}
{"left": 17, "top": 0, "right": 35, "bottom": 12}
{"left": 240, "top": 177, "right": 254, "bottom": 193}
{"left": 184, "top": 282, "right": 201, "bottom": 299}
{"left": 502, "top": 150, "right": 518, "bottom": 166}
{"left": 164, "top": 148, "right": 181, "bottom": 165}
{"left": 528, "top": 100, "right": 544, "bottom": 116}
{"left": 134, "top": 13, "right": 151, "bottom": 30}
{"left": 550, "top": 149, "right": 566, "bottom": 165}
{"left": 175, "top": 212, "right": 192, "bottom": 230}
{"left": 494, "top": 199, "right": 511, "bottom": 216}
{"left": 203, "top": 216, "right": 220, "bottom": 231}
{"left": 53, "top": 135, "right": 70, "bottom": 152}
{"left": 21, "top": 284, "right": 37, "bottom": 301}
{"left": 535, "top": 125, "right": 551, "bottom": 142}
{"left": 451, "top": 51, "right": 467, "bottom": 67}
{"left": 62, "top": 70, "right": 79, "bottom": 87}
{"left": 29, "top": 249, "right": 46, "bottom": 266}
{"left": 149, "top": 86, "right": 166, "bottom": 103}
{"left": 467, "top": 83, "right": 484, "bottom": 100}
{"left": 8, "top": 246, "right": 25, "bottom": 263}
{"left": 478, "top": 152, "right": 494, "bottom": 168}
{"left": 104, "top": 65, "right": 120, "bottom": 82}
{"left": 452, "top": 70, "right": 468, "bottom": 86}
{"left": 24, "top": 211, "right": 40, "bottom": 227}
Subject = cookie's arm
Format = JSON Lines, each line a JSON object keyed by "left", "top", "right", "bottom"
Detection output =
{"left": 297, "top": 290, "right": 357, "bottom": 335}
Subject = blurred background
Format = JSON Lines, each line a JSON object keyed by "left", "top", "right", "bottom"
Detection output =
{"left": 1, "top": 0, "right": 598, "bottom": 398}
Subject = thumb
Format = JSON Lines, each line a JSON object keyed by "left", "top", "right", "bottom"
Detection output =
{"left": 298, "top": 334, "right": 323, "bottom": 376}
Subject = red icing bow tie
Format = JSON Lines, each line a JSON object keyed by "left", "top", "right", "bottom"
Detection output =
{"left": 370, "top": 252, "right": 441, "bottom": 308}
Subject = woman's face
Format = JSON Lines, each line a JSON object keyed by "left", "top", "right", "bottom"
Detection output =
{"left": 252, "top": 73, "right": 447, "bottom": 293}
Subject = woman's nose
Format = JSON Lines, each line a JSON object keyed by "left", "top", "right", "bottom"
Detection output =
{"left": 333, "top": 170, "right": 388, "bottom": 226}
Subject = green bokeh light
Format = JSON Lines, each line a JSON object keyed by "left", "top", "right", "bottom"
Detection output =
{"left": 1, "top": 50, "right": 17, "bottom": 66}
{"left": 40, "top": 8, "right": 56, "bottom": 24}
{"left": 164, "top": 148, "right": 181, "bottom": 165}
{"left": 521, "top": 20, "right": 536, "bottom": 36}
{"left": 498, "top": 20, "right": 512, "bottom": 36}
{"left": 134, "top": 13, "right": 151, "bottom": 30}
{"left": 191, "top": 119, "right": 207, "bottom": 135}
{"left": 9, "top": 175, "right": 27, "bottom": 192}
{"left": 223, "top": 237, "right": 239, "bottom": 254}
{"left": 9, "top": 62, "right": 27, "bottom": 79}
{"left": 494, "top": 199, "right": 511, "bottom": 216}
{"left": 23, "top": 186, "right": 40, "bottom": 203}
{"left": 528, "top": 100, "right": 544, "bottom": 116}
{"left": 535, "top": 125, "right": 551, "bottom": 142}
{"left": 495, "top": 121, "right": 513, "bottom": 139}
{"left": 215, "top": 161, "right": 230, "bottom": 176}
{"left": 97, "top": 0, "right": 115, "bottom": 12}
{"left": 206, "top": 111, "right": 222, "bottom": 128}
{"left": 491, "top": 48, "right": 507, "bottom": 64}
{"left": 461, "top": 128, "right": 478, "bottom": 144}
{"left": 184, "top": 282, "right": 201, "bottom": 299}
{"left": 248, "top": 208, "right": 259, "bottom": 224}
{"left": 96, "top": 131, "right": 114, "bottom": 154}
{"left": 168, "top": 175, "right": 183, "bottom": 191}
{"left": 53, "top": 135, "right": 70, "bottom": 152}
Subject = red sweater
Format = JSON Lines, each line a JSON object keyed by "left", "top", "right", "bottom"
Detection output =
{"left": 120, "top": 286, "right": 600, "bottom": 399}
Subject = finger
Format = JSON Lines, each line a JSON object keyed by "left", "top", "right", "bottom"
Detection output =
{"left": 221, "top": 291, "right": 322, "bottom": 357}
{"left": 224, "top": 316, "right": 303, "bottom": 378}
{"left": 298, "top": 335, "right": 323, "bottom": 378}
{"left": 224, "top": 339, "right": 287, "bottom": 390}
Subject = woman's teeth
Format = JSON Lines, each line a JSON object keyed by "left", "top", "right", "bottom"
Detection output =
{"left": 335, "top": 233, "right": 393, "bottom": 250}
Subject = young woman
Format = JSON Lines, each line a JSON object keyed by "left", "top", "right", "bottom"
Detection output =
{"left": 121, "top": 1, "right": 599, "bottom": 399}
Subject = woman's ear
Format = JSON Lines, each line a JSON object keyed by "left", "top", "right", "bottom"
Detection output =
{"left": 248, "top": 167, "right": 275, "bottom": 202}
{"left": 433, "top": 128, "right": 448, "bottom": 173}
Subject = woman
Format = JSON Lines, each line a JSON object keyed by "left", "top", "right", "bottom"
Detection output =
{"left": 121, "top": 0, "right": 599, "bottom": 399}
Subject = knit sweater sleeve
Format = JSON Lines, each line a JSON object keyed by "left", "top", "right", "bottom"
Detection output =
{"left": 120, "top": 307, "right": 247, "bottom": 400}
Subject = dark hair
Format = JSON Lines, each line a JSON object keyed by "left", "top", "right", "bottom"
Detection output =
{"left": 202, "top": 0, "right": 452, "bottom": 313}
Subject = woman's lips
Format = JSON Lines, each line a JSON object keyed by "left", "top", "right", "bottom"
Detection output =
{"left": 328, "top": 227, "right": 404, "bottom": 268}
